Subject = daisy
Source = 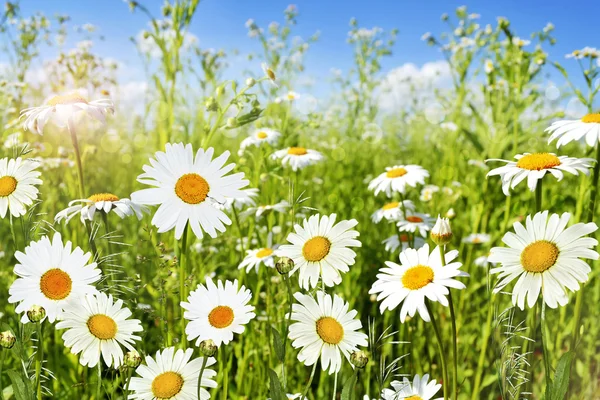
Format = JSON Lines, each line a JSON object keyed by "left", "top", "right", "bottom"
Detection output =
{"left": 488, "top": 211, "right": 598, "bottom": 309}
{"left": 56, "top": 292, "right": 142, "bottom": 368}
{"left": 20, "top": 92, "right": 114, "bottom": 134}
{"left": 128, "top": 347, "right": 217, "bottom": 400}
{"left": 284, "top": 91, "right": 300, "bottom": 102}
{"left": 368, "top": 165, "right": 429, "bottom": 196}
{"left": 279, "top": 213, "right": 361, "bottom": 289}
{"left": 240, "top": 200, "right": 289, "bottom": 220}
{"left": 371, "top": 200, "right": 415, "bottom": 223}
{"left": 0, "top": 157, "right": 42, "bottom": 219}
{"left": 239, "top": 128, "right": 281, "bottom": 151}
{"left": 288, "top": 292, "right": 368, "bottom": 374}
{"left": 546, "top": 113, "right": 600, "bottom": 147}
{"left": 486, "top": 153, "right": 594, "bottom": 195}
{"left": 463, "top": 233, "right": 491, "bottom": 244}
{"left": 382, "top": 374, "right": 443, "bottom": 400}
{"left": 238, "top": 234, "right": 280, "bottom": 273}
{"left": 8, "top": 233, "right": 101, "bottom": 323}
{"left": 181, "top": 278, "right": 256, "bottom": 347}
{"left": 262, "top": 62, "right": 278, "bottom": 86}
{"left": 55, "top": 193, "right": 148, "bottom": 224}
{"left": 397, "top": 212, "right": 435, "bottom": 237}
{"left": 383, "top": 234, "right": 425, "bottom": 253}
{"left": 214, "top": 188, "right": 259, "bottom": 212}
{"left": 272, "top": 147, "right": 323, "bottom": 171}
{"left": 369, "top": 244, "right": 468, "bottom": 322}
{"left": 131, "top": 143, "right": 249, "bottom": 240}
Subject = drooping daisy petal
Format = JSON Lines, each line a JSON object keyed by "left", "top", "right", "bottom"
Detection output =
{"left": 382, "top": 373, "right": 443, "bottom": 400}
{"left": 55, "top": 193, "right": 148, "bottom": 224}
{"left": 545, "top": 113, "right": 600, "bottom": 148}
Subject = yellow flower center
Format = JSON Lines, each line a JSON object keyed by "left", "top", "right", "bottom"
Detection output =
{"left": 516, "top": 153, "right": 561, "bottom": 171}
{"left": 405, "top": 396, "right": 423, "bottom": 400}
{"left": 302, "top": 236, "right": 331, "bottom": 262}
{"left": 399, "top": 234, "right": 410, "bottom": 242}
{"left": 266, "top": 68, "right": 276, "bottom": 81}
{"left": 39, "top": 268, "right": 72, "bottom": 300}
{"left": 257, "top": 131, "right": 268, "bottom": 139}
{"left": 87, "top": 314, "right": 118, "bottom": 340}
{"left": 287, "top": 147, "right": 307, "bottom": 156}
{"left": 402, "top": 265, "right": 434, "bottom": 290}
{"left": 472, "top": 237, "right": 482, "bottom": 244}
{"left": 406, "top": 216, "right": 424, "bottom": 223}
{"left": 88, "top": 193, "right": 119, "bottom": 202}
{"left": 582, "top": 113, "right": 600, "bottom": 123}
{"left": 287, "top": 93, "right": 296, "bottom": 100}
{"left": 316, "top": 316, "right": 344, "bottom": 345}
{"left": 47, "top": 93, "right": 88, "bottom": 106}
{"left": 208, "top": 305, "right": 234, "bottom": 329}
{"left": 256, "top": 248, "right": 274, "bottom": 258}
{"left": 382, "top": 201, "right": 399, "bottom": 210}
{"left": 175, "top": 173, "right": 210, "bottom": 204}
{"left": 386, "top": 167, "right": 408, "bottom": 178}
{"left": 151, "top": 372, "right": 184, "bottom": 399}
{"left": 0, "top": 176, "right": 17, "bottom": 197}
{"left": 520, "top": 240, "right": 559, "bottom": 273}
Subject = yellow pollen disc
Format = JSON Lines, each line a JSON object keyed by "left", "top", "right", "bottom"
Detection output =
{"left": 399, "top": 234, "right": 410, "bottom": 242}
{"left": 582, "top": 113, "right": 600, "bottom": 123}
{"left": 47, "top": 93, "right": 88, "bottom": 106}
{"left": 406, "top": 216, "right": 424, "bottom": 223}
{"left": 88, "top": 193, "right": 119, "bottom": 202}
{"left": 520, "top": 240, "right": 559, "bottom": 273}
{"left": 402, "top": 265, "right": 434, "bottom": 290}
{"left": 175, "top": 173, "right": 210, "bottom": 204}
{"left": 40, "top": 269, "right": 72, "bottom": 300}
{"left": 151, "top": 371, "right": 184, "bottom": 399}
{"left": 516, "top": 153, "right": 561, "bottom": 171}
{"left": 87, "top": 314, "right": 118, "bottom": 340}
{"left": 208, "top": 305, "right": 234, "bottom": 329}
{"left": 287, "top": 94, "right": 296, "bottom": 100}
{"left": 256, "top": 248, "right": 274, "bottom": 258}
{"left": 257, "top": 131, "right": 268, "bottom": 139}
{"left": 316, "top": 316, "right": 344, "bottom": 345}
{"left": 386, "top": 167, "right": 408, "bottom": 178}
{"left": 382, "top": 201, "right": 399, "bottom": 210}
{"left": 0, "top": 176, "right": 17, "bottom": 197}
{"left": 287, "top": 147, "right": 307, "bottom": 156}
{"left": 405, "top": 396, "right": 423, "bottom": 400}
{"left": 302, "top": 236, "right": 331, "bottom": 262}
{"left": 266, "top": 69, "right": 276, "bottom": 80}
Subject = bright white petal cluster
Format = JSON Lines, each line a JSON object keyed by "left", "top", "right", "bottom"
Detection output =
{"left": 370, "top": 244, "right": 468, "bottom": 322}
{"left": 238, "top": 235, "right": 280, "bottom": 273}
{"left": 214, "top": 188, "right": 259, "bottom": 212}
{"left": 288, "top": 292, "right": 368, "bottom": 375}
{"left": 128, "top": 347, "right": 217, "bottom": 400}
{"left": 368, "top": 165, "right": 429, "bottom": 196}
{"left": 56, "top": 292, "right": 142, "bottom": 368}
{"left": 240, "top": 200, "right": 289, "bottom": 220}
{"left": 240, "top": 128, "right": 281, "bottom": 151}
{"left": 371, "top": 200, "right": 415, "bottom": 223}
{"left": 397, "top": 212, "right": 434, "bottom": 237}
{"left": 463, "top": 233, "right": 490, "bottom": 244}
{"left": 55, "top": 193, "right": 148, "bottom": 224}
{"left": 8, "top": 233, "right": 101, "bottom": 323}
{"left": 279, "top": 213, "right": 361, "bottom": 289}
{"left": 131, "top": 143, "right": 249, "bottom": 240}
{"left": 489, "top": 211, "right": 598, "bottom": 309}
{"left": 487, "top": 153, "right": 594, "bottom": 195}
{"left": 382, "top": 374, "right": 443, "bottom": 400}
{"left": 181, "top": 278, "right": 256, "bottom": 347}
{"left": 0, "top": 157, "right": 42, "bottom": 219}
{"left": 272, "top": 147, "right": 323, "bottom": 171}
{"left": 545, "top": 114, "right": 600, "bottom": 147}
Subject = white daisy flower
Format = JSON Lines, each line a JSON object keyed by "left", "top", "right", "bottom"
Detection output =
{"left": 285, "top": 91, "right": 300, "bottom": 101}
{"left": 128, "top": 347, "right": 217, "bottom": 400}
{"left": 240, "top": 128, "right": 281, "bottom": 151}
{"left": 8, "top": 233, "right": 101, "bottom": 323}
{"left": 268, "top": 395, "right": 303, "bottom": 400}
{"left": 288, "top": 292, "right": 368, "bottom": 375}
{"left": 371, "top": 200, "right": 415, "bottom": 223}
{"left": 214, "top": 188, "right": 259, "bottom": 212}
{"left": 369, "top": 244, "right": 468, "bottom": 322}
{"left": 240, "top": 200, "right": 289, "bottom": 220}
{"left": 383, "top": 234, "right": 425, "bottom": 253}
{"left": 488, "top": 211, "right": 598, "bottom": 309}
{"left": 382, "top": 374, "right": 443, "bottom": 400}
{"left": 181, "top": 278, "right": 256, "bottom": 347}
{"left": 262, "top": 62, "right": 277, "bottom": 86}
{"left": 397, "top": 212, "right": 434, "bottom": 237}
{"left": 545, "top": 113, "right": 600, "bottom": 147}
{"left": 55, "top": 193, "right": 148, "bottom": 224}
{"left": 462, "top": 233, "right": 491, "bottom": 244}
{"left": 0, "top": 157, "right": 42, "bottom": 219}
{"left": 56, "top": 292, "right": 142, "bottom": 368}
{"left": 368, "top": 165, "right": 429, "bottom": 196}
{"left": 486, "top": 153, "right": 594, "bottom": 195}
{"left": 131, "top": 143, "right": 249, "bottom": 240}
{"left": 20, "top": 92, "right": 114, "bottom": 135}
{"left": 272, "top": 147, "right": 323, "bottom": 171}
{"left": 279, "top": 213, "right": 361, "bottom": 289}
{"left": 238, "top": 234, "right": 280, "bottom": 273}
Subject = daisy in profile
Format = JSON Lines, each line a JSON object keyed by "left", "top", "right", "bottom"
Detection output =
{"left": 8, "top": 233, "right": 101, "bottom": 323}
{"left": 262, "top": 62, "right": 277, "bottom": 86}
{"left": 397, "top": 212, "right": 435, "bottom": 237}
{"left": 368, "top": 165, "right": 429, "bottom": 196}
{"left": 383, "top": 233, "right": 425, "bottom": 253}
{"left": 214, "top": 188, "right": 259, "bottom": 212}
{"left": 238, "top": 234, "right": 280, "bottom": 273}
{"left": 288, "top": 292, "right": 368, "bottom": 374}
{"left": 239, "top": 128, "right": 281, "bottom": 152}
{"left": 545, "top": 113, "right": 600, "bottom": 147}
{"left": 279, "top": 213, "right": 361, "bottom": 289}
{"left": 55, "top": 193, "right": 148, "bottom": 224}
{"left": 486, "top": 153, "right": 594, "bottom": 195}
{"left": 382, "top": 374, "right": 443, "bottom": 400}
{"left": 463, "top": 233, "right": 491, "bottom": 244}
{"left": 370, "top": 244, "right": 468, "bottom": 322}
{"left": 56, "top": 292, "right": 142, "bottom": 368}
{"left": 128, "top": 347, "right": 217, "bottom": 400}
{"left": 371, "top": 200, "right": 415, "bottom": 223}
{"left": 181, "top": 278, "right": 255, "bottom": 347}
{"left": 21, "top": 92, "right": 114, "bottom": 134}
{"left": 131, "top": 143, "right": 249, "bottom": 240}
{"left": 0, "top": 157, "right": 42, "bottom": 219}
{"left": 272, "top": 147, "right": 323, "bottom": 171}
{"left": 489, "top": 211, "right": 598, "bottom": 309}
{"left": 240, "top": 200, "right": 289, "bottom": 220}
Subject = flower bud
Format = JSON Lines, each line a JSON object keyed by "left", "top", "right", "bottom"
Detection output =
{"left": 431, "top": 216, "right": 453, "bottom": 245}
{"left": 0, "top": 331, "right": 16, "bottom": 349}
{"left": 350, "top": 350, "right": 369, "bottom": 369}
{"left": 199, "top": 339, "right": 218, "bottom": 357}
{"left": 275, "top": 257, "right": 294, "bottom": 275}
{"left": 204, "top": 97, "right": 219, "bottom": 112}
{"left": 124, "top": 350, "right": 142, "bottom": 368}
{"left": 245, "top": 77, "right": 256, "bottom": 87}
{"left": 27, "top": 305, "right": 46, "bottom": 323}
{"left": 226, "top": 117, "right": 237, "bottom": 128}
{"left": 445, "top": 208, "right": 456, "bottom": 219}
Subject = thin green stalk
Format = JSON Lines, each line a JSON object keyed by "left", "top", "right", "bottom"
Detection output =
{"left": 0, "top": 349, "right": 6, "bottom": 400}
{"left": 535, "top": 179, "right": 543, "bottom": 212}
{"left": 301, "top": 362, "right": 318, "bottom": 400}
{"left": 471, "top": 293, "right": 495, "bottom": 400}
{"left": 439, "top": 246, "right": 458, "bottom": 400}
{"left": 67, "top": 117, "right": 86, "bottom": 199}
{"left": 332, "top": 372, "right": 338, "bottom": 400}
{"left": 197, "top": 356, "right": 209, "bottom": 400}
{"left": 179, "top": 223, "right": 189, "bottom": 347}
{"left": 9, "top": 214, "right": 18, "bottom": 252}
{"left": 35, "top": 322, "right": 43, "bottom": 400}
{"left": 96, "top": 362, "right": 102, "bottom": 400}
{"left": 426, "top": 301, "right": 449, "bottom": 400}
{"left": 540, "top": 301, "right": 552, "bottom": 388}
{"left": 220, "top": 346, "right": 228, "bottom": 400}
{"left": 123, "top": 367, "right": 133, "bottom": 400}
{"left": 282, "top": 273, "right": 294, "bottom": 389}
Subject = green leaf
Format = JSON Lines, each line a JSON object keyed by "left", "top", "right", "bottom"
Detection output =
{"left": 268, "top": 368, "right": 287, "bottom": 400}
{"left": 341, "top": 371, "right": 358, "bottom": 400}
{"left": 7, "top": 370, "right": 34, "bottom": 400}
{"left": 550, "top": 351, "right": 575, "bottom": 400}
{"left": 272, "top": 327, "right": 285, "bottom": 363}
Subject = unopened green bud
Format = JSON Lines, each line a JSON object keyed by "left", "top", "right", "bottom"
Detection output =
{"left": 0, "top": 331, "right": 16, "bottom": 349}
{"left": 199, "top": 339, "right": 218, "bottom": 357}
{"left": 245, "top": 77, "right": 256, "bottom": 87}
{"left": 350, "top": 350, "right": 369, "bottom": 368}
{"left": 205, "top": 97, "right": 219, "bottom": 112}
{"left": 226, "top": 117, "right": 237, "bottom": 128}
{"left": 27, "top": 305, "right": 46, "bottom": 323}
{"left": 124, "top": 350, "right": 142, "bottom": 368}
{"left": 431, "top": 216, "right": 453, "bottom": 246}
{"left": 275, "top": 257, "right": 294, "bottom": 275}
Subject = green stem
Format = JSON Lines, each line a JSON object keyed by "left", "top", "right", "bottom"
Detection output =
{"left": 282, "top": 273, "right": 294, "bottom": 389}
{"left": 471, "top": 294, "right": 495, "bottom": 400}
{"left": 197, "top": 356, "right": 208, "bottom": 400}
{"left": 96, "top": 362, "right": 102, "bottom": 400}
{"left": 0, "top": 349, "right": 6, "bottom": 400}
{"left": 179, "top": 223, "right": 189, "bottom": 347}
{"left": 332, "top": 372, "right": 338, "bottom": 400}
{"left": 123, "top": 367, "right": 133, "bottom": 400}
{"left": 426, "top": 301, "right": 449, "bottom": 400}
{"left": 35, "top": 322, "right": 43, "bottom": 400}
{"left": 220, "top": 346, "right": 228, "bottom": 400}
{"left": 301, "top": 362, "right": 318, "bottom": 400}
{"left": 535, "top": 179, "right": 543, "bottom": 212}
{"left": 439, "top": 246, "right": 458, "bottom": 400}
{"left": 9, "top": 214, "right": 18, "bottom": 252}
{"left": 67, "top": 117, "right": 85, "bottom": 199}
{"left": 541, "top": 301, "right": 552, "bottom": 389}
